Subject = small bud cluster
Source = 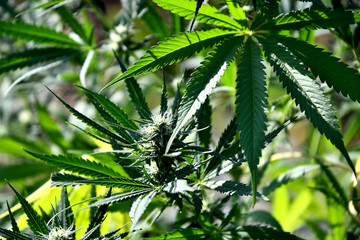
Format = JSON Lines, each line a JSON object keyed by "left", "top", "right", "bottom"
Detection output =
{"left": 48, "top": 227, "right": 71, "bottom": 240}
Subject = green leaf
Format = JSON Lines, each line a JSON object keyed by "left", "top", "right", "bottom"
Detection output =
{"left": 0, "top": 48, "right": 78, "bottom": 75}
{"left": 79, "top": 86, "right": 136, "bottom": 144}
{"left": 0, "top": 21, "right": 81, "bottom": 46}
{"left": 202, "top": 180, "right": 269, "bottom": 201}
{"left": 144, "top": 228, "right": 208, "bottom": 239}
{"left": 153, "top": 0, "right": 245, "bottom": 30}
{"left": 52, "top": 173, "right": 153, "bottom": 190}
{"left": 236, "top": 38, "right": 268, "bottom": 205}
{"left": 226, "top": 0, "right": 247, "bottom": 21}
{"left": 276, "top": 35, "right": 360, "bottom": 102}
{"left": 6, "top": 201, "right": 20, "bottom": 233}
{"left": 86, "top": 189, "right": 112, "bottom": 239}
{"left": 262, "top": 165, "right": 320, "bottom": 195}
{"left": 101, "top": 29, "right": 238, "bottom": 90}
{"left": 24, "top": 150, "right": 124, "bottom": 178}
{"left": 80, "top": 87, "right": 137, "bottom": 130}
{"left": 203, "top": 117, "right": 238, "bottom": 175}
{"left": 47, "top": 87, "right": 130, "bottom": 144}
{"left": 60, "top": 187, "right": 74, "bottom": 236}
{"left": 129, "top": 190, "right": 158, "bottom": 227}
{"left": 260, "top": 37, "right": 355, "bottom": 174}
{"left": 166, "top": 36, "right": 244, "bottom": 153}
{"left": 198, "top": 98, "right": 212, "bottom": 149}
{"left": 83, "top": 189, "right": 151, "bottom": 211}
{"left": 245, "top": 210, "right": 283, "bottom": 231}
{"left": 0, "top": 228, "right": 32, "bottom": 240}
{"left": 6, "top": 181, "right": 49, "bottom": 235}
{"left": 259, "top": 7, "right": 355, "bottom": 30}
{"left": 125, "top": 78, "right": 152, "bottom": 120}
{"left": 240, "top": 225, "right": 304, "bottom": 240}
{"left": 56, "top": 6, "right": 89, "bottom": 44}
{"left": 192, "top": 189, "right": 202, "bottom": 221}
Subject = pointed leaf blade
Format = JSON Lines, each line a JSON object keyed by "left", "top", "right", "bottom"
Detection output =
{"left": 101, "top": 29, "right": 238, "bottom": 90}
{"left": 276, "top": 35, "right": 360, "bottom": 102}
{"left": 6, "top": 181, "right": 48, "bottom": 235}
{"left": 166, "top": 36, "right": 244, "bottom": 153}
{"left": 259, "top": 7, "right": 356, "bottom": 30}
{"left": 261, "top": 37, "right": 356, "bottom": 174}
{"left": 236, "top": 38, "right": 268, "bottom": 205}
{"left": 0, "top": 21, "right": 81, "bottom": 46}
{"left": 202, "top": 180, "right": 269, "bottom": 201}
{"left": 24, "top": 150, "right": 124, "bottom": 178}
{"left": 0, "top": 48, "right": 78, "bottom": 75}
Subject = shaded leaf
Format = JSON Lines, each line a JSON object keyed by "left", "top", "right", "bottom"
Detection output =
{"left": 202, "top": 180, "right": 269, "bottom": 201}
{"left": 0, "top": 228, "right": 32, "bottom": 240}
{"left": 240, "top": 225, "right": 304, "bottom": 240}
{"left": 0, "top": 48, "right": 78, "bottom": 75}
{"left": 236, "top": 38, "right": 268, "bottom": 205}
{"left": 259, "top": 7, "right": 355, "bottom": 30}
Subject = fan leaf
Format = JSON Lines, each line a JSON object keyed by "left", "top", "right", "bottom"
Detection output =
{"left": 6, "top": 181, "right": 48, "bottom": 235}
{"left": 0, "top": 48, "right": 78, "bottom": 75}
{"left": 0, "top": 228, "right": 32, "bottom": 240}
{"left": 52, "top": 173, "right": 153, "bottom": 190}
{"left": 276, "top": 35, "right": 360, "bottom": 102}
{"left": 24, "top": 150, "right": 124, "bottom": 178}
{"left": 46, "top": 87, "right": 129, "bottom": 144}
{"left": 236, "top": 38, "right": 268, "bottom": 205}
{"left": 260, "top": 37, "right": 356, "bottom": 174}
{"left": 0, "top": 21, "right": 81, "bottom": 46}
{"left": 79, "top": 86, "right": 136, "bottom": 143}
{"left": 166, "top": 36, "right": 244, "bottom": 153}
{"left": 125, "top": 78, "right": 152, "bottom": 120}
{"left": 101, "top": 29, "right": 238, "bottom": 90}
{"left": 258, "top": 7, "right": 355, "bottom": 30}
{"left": 153, "top": 0, "right": 245, "bottom": 30}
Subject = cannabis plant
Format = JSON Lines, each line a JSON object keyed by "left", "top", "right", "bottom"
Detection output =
{"left": 0, "top": 182, "right": 128, "bottom": 240}
{"left": 17, "top": 61, "right": 306, "bottom": 238}
{"left": 102, "top": 0, "right": 360, "bottom": 202}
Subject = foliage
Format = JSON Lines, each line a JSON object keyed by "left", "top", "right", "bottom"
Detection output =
{"left": 1, "top": 0, "right": 360, "bottom": 239}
